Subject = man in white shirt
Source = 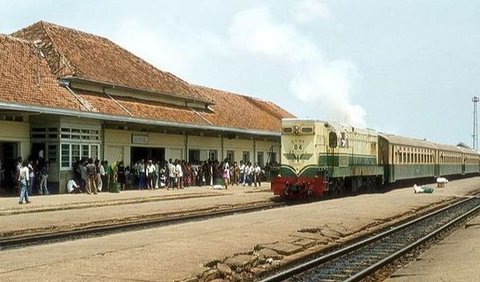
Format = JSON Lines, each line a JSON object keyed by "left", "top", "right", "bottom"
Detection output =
{"left": 67, "top": 179, "right": 81, "bottom": 193}
{"left": 18, "top": 160, "right": 30, "bottom": 204}
{"left": 253, "top": 163, "right": 262, "bottom": 187}
{"left": 145, "top": 160, "right": 156, "bottom": 189}
{"left": 137, "top": 159, "right": 146, "bottom": 190}
{"left": 175, "top": 160, "right": 183, "bottom": 189}
{"left": 167, "top": 159, "right": 176, "bottom": 189}
{"left": 239, "top": 161, "right": 245, "bottom": 186}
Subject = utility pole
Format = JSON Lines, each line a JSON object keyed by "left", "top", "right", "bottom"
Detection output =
{"left": 473, "top": 96, "right": 479, "bottom": 150}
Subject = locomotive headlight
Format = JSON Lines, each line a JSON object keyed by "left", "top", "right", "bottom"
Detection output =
{"left": 277, "top": 174, "right": 282, "bottom": 178}
{"left": 294, "top": 125, "right": 300, "bottom": 135}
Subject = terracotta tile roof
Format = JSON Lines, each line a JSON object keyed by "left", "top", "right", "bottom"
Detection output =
{"left": 192, "top": 85, "right": 295, "bottom": 132}
{"left": 2, "top": 21, "right": 294, "bottom": 134}
{"left": 74, "top": 86, "right": 295, "bottom": 133}
{"left": 12, "top": 21, "right": 211, "bottom": 104}
{"left": 74, "top": 89, "right": 209, "bottom": 125}
{"left": 0, "top": 35, "right": 83, "bottom": 111}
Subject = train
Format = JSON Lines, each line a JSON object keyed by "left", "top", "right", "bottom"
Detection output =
{"left": 271, "top": 118, "right": 480, "bottom": 199}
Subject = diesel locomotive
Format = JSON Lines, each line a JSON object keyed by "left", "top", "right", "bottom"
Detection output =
{"left": 271, "top": 118, "right": 480, "bottom": 199}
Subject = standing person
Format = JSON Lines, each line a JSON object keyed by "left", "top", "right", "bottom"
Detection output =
{"left": 27, "top": 160, "right": 35, "bottom": 196}
{"left": 18, "top": 160, "right": 30, "bottom": 204}
{"left": 175, "top": 160, "right": 183, "bottom": 189}
{"left": 253, "top": 163, "right": 262, "bottom": 187}
{"left": 223, "top": 163, "right": 230, "bottom": 189}
{"left": 232, "top": 162, "right": 240, "bottom": 186}
{"left": 154, "top": 160, "right": 160, "bottom": 189}
{"left": 244, "top": 162, "right": 252, "bottom": 186}
{"left": 223, "top": 160, "right": 230, "bottom": 188}
{"left": 239, "top": 161, "right": 245, "bottom": 186}
{"left": 95, "top": 159, "right": 103, "bottom": 192}
{"left": 183, "top": 162, "right": 191, "bottom": 187}
{"left": 158, "top": 161, "right": 167, "bottom": 188}
{"left": 85, "top": 158, "right": 97, "bottom": 195}
{"left": 117, "top": 161, "right": 126, "bottom": 191}
{"left": 145, "top": 160, "right": 156, "bottom": 190}
{"left": 14, "top": 157, "right": 22, "bottom": 195}
{"left": 102, "top": 160, "right": 111, "bottom": 192}
{"left": 197, "top": 161, "right": 204, "bottom": 186}
{"left": 138, "top": 159, "right": 146, "bottom": 190}
{"left": 78, "top": 159, "right": 88, "bottom": 192}
{"left": 39, "top": 160, "right": 50, "bottom": 195}
{"left": 167, "top": 159, "right": 176, "bottom": 190}
{"left": 202, "top": 161, "right": 210, "bottom": 187}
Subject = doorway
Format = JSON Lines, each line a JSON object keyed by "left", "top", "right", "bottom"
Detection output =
{"left": 130, "top": 147, "right": 165, "bottom": 166}
{"left": 0, "top": 142, "right": 19, "bottom": 194}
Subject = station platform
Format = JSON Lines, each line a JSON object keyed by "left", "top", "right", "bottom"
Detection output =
{"left": 0, "top": 183, "right": 273, "bottom": 239}
{"left": 1, "top": 184, "right": 272, "bottom": 214}
{"left": 0, "top": 178, "right": 479, "bottom": 281}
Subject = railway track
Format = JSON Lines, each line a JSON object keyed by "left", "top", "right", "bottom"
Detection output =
{"left": 261, "top": 195, "right": 480, "bottom": 282}
{"left": 0, "top": 201, "right": 285, "bottom": 250}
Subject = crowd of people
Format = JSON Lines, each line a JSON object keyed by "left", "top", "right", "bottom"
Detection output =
{"left": 71, "top": 158, "right": 112, "bottom": 194}
{"left": 0, "top": 156, "right": 51, "bottom": 204}
{"left": 1, "top": 155, "right": 270, "bottom": 203}
{"left": 69, "top": 157, "right": 266, "bottom": 193}
{"left": 124, "top": 158, "right": 265, "bottom": 190}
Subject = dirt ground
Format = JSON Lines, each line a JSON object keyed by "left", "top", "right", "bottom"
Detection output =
{"left": 0, "top": 178, "right": 479, "bottom": 281}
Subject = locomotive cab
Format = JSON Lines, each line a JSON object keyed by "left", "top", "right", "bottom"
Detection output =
{"left": 272, "top": 119, "right": 329, "bottom": 199}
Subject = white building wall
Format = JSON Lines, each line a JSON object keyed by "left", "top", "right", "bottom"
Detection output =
{"left": 104, "top": 129, "right": 186, "bottom": 165}
{"left": 0, "top": 120, "right": 30, "bottom": 159}
{"left": 104, "top": 129, "right": 280, "bottom": 167}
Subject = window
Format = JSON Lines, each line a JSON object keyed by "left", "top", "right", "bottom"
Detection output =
{"left": 47, "top": 144, "right": 57, "bottom": 163}
{"left": 188, "top": 149, "right": 200, "bottom": 162}
{"left": 82, "top": 145, "right": 89, "bottom": 158}
{"left": 243, "top": 151, "right": 250, "bottom": 163}
{"left": 257, "top": 151, "right": 264, "bottom": 167}
{"left": 72, "top": 144, "right": 80, "bottom": 165}
{"left": 61, "top": 143, "right": 100, "bottom": 169}
{"left": 268, "top": 152, "right": 277, "bottom": 164}
{"left": 61, "top": 144, "right": 70, "bottom": 168}
{"left": 226, "top": 150, "right": 234, "bottom": 162}
{"left": 60, "top": 127, "right": 100, "bottom": 141}
{"left": 329, "top": 132, "right": 337, "bottom": 148}
{"left": 283, "top": 127, "right": 293, "bottom": 133}
{"left": 209, "top": 150, "right": 218, "bottom": 161}
{"left": 31, "top": 127, "right": 59, "bottom": 140}
{"left": 301, "top": 127, "right": 313, "bottom": 134}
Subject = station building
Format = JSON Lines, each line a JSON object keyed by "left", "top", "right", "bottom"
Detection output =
{"left": 0, "top": 21, "right": 294, "bottom": 193}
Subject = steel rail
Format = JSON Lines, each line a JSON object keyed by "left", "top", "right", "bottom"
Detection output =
{"left": 345, "top": 201, "right": 480, "bottom": 282}
{"left": 260, "top": 196, "right": 480, "bottom": 282}
{"left": 0, "top": 201, "right": 284, "bottom": 250}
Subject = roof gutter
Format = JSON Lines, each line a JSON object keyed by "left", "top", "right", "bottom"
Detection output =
{"left": 0, "top": 101, "right": 280, "bottom": 137}
{"left": 63, "top": 76, "right": 214, "bottom": 106}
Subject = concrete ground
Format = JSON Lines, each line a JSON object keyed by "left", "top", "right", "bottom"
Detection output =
{"left": 0, "top": 178, "right": 479, "bottom": 281}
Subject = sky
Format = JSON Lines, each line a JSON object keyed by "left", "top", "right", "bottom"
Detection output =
{"left": 1, "top": 0, "right": 479, "bottom": 146}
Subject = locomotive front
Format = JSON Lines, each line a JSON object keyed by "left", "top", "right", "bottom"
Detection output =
{"left": 271, "top": 119, "right": 327, "bottom": 199}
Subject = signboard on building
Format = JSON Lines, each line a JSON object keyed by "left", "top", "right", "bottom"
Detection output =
{"left": 131, "top": 134, "right": 149, "bottom": 144}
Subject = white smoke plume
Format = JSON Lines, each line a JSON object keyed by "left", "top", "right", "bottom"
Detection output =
{"left": 229, "top": 3, "right": 366, "bottom": 127}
